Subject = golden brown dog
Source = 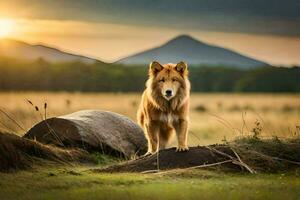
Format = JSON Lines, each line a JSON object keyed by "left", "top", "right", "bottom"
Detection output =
{"left": 137, "top": 61, "right": 190, "bottom": 155}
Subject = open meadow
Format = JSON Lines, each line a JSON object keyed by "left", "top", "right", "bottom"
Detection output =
{"left": 1, "top": 1, "right": 300, "bottom": 199}
{"left": 1, "top": 92, "right": 299, "bottom": 145}
{"left": 1, "top": 92, "right": 300, "bottom": 200}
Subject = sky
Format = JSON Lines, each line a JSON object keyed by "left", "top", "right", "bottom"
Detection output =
{"left": 0, "top": 0, "right": 299, "bottom": 65}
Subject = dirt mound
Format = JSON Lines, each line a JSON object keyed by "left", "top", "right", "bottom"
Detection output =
{"left": 99, "top": 138, "right": 300, "bottom": 173}
{"left": 0, "top": 132, "right": 94, "bottom": 172}
{"left": 99, "top": 146, "right": 238, "bottom": 173}
{"left": 232, "top": 137, "right": 300, "bottom": 172}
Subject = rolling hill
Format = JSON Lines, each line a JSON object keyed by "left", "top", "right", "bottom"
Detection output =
{"left": 117, "top": 35, "right": 269, "bottom": 68}
{"left": 0, "top": 39, "right": 100, "bottom": 64}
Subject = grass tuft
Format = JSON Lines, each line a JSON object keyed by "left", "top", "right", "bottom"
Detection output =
{"left": 0, "top": 132, "right": 95, "bottom": 172}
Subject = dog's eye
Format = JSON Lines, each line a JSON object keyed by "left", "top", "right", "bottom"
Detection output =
{"left": 159, "top": 78, "right": 165, "bottom": 82}
{"left": 172, "top": 78, "right": 177, "bottom": 82}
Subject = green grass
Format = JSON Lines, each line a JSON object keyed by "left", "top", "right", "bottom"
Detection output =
{"left": 1, "top": 166, "right": 300, "bottom": 200}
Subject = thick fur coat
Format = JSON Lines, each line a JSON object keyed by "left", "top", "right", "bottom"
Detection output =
{"left": 137, "top": 61, "right": 190, "bottom": 154}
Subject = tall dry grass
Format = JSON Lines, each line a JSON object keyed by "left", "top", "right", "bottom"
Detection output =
{"left": 0, "top": 92, "right": 299, "bottom": 146}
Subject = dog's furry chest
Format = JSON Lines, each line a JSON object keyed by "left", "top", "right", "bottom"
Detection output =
{"left": 158, "top": 112, "right": 179, "bottom": 124}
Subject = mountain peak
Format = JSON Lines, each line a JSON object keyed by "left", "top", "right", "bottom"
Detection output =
{"left": 118, "top": 34, "right": 268, "bottom": 68}
{"left": 164, "top": 34, "right": 204, "bottom": 46}
{"left": 170, "top": 34, "right": 197, "bottom": 41}
{"left": 0, "top": 39, "right": 101, "bottom": 64}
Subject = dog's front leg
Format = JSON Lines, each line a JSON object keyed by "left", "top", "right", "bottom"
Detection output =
{"left": 174, "top": 119, "right": 189, "bottom": 152}
{"left": 145, "top": 120, "right": 160, "bottom": 155}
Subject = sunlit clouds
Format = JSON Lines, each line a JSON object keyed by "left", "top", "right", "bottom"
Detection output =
{"left": 0, "top": 0, "right": 299, "bottom": 65}
{"left": 0, "top": 18, "right": 16, "bottom": 38}
{"left": 1, "top": 17, "right": 300, "bottom": 66}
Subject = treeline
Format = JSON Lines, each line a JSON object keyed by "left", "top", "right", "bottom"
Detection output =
{"left": 0, "top": 57, "right": 299, "bottom": 92}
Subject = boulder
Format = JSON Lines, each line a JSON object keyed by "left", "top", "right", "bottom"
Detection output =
{"left": 24, "top": 110, "right": 147, "bottom": 158}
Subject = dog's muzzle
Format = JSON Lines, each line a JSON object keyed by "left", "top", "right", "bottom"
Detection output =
{"left": 165, "top": 90, "right": 173, "bottom": 98}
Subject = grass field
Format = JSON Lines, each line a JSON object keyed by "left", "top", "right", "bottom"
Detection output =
{"left": 0, "top": 92, "right": 299, "bottom": 145}
{"left": 1, "top": 166, "right": 300, "bottom": 200}
{"left": 1, "top": 92, "right": 300, "bottom": 200}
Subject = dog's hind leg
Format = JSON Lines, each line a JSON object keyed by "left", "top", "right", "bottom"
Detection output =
{"left": 159, "top": 125, "right": 173, "bottom": 150}
{"left": 159, "top": 136, "right": 167, "bottom": 150}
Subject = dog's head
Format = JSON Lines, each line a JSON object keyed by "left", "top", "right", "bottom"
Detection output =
{"left": 148, "top": 61, "right": 188, "bottom": 101}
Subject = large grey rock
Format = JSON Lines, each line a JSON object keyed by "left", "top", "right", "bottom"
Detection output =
{"left": 24, "top": 110, "right": 147, "bottom": 158}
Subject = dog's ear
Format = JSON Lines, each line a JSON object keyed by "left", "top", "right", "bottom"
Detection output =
{"left": 175, "top": 61, "right": 188, "bottom": 75}
{"left": 149, "top": 61, "right": 163, "bottom": 75}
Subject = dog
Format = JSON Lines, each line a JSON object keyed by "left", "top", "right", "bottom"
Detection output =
{"left": 137, "top": 61, "right": 190, "bottom": 155}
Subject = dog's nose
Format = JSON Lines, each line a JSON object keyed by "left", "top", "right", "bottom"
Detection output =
{"left": 165, "top": 90, "right": 172, "bottom": 97}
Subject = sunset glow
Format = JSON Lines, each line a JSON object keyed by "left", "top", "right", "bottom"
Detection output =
{"left": 0, "top": 17, "right": 298, "bottom": 65}
{"left": 0, "top": 18, "right": 15, "bottom": 38}
{"left": 0, "top": 0, "right": 299, "bottom": 65}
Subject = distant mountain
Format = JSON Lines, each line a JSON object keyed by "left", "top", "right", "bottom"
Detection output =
{"left": 117, "top": 35, "right": 269, "bottom": 68}
{"left": 0, "top": 39, "right": 100, "bottom": 64}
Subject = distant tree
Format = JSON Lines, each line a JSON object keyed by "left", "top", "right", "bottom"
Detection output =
{"left": 0, "top": 56, "right": 299, "bottom": 93}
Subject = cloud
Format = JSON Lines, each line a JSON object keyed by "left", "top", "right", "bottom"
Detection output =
{"left": 1, "top": 0, "right": 299, "bottom": 36}
{"left": 9, "top": 18, "right": 300, "bottom": 65}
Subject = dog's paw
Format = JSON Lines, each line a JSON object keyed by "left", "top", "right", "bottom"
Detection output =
{"left": 176, "top": 145, "right": 189, "bottom": 152}
{"left": 142, "top": 151, "right": 156, "bottom": 157}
